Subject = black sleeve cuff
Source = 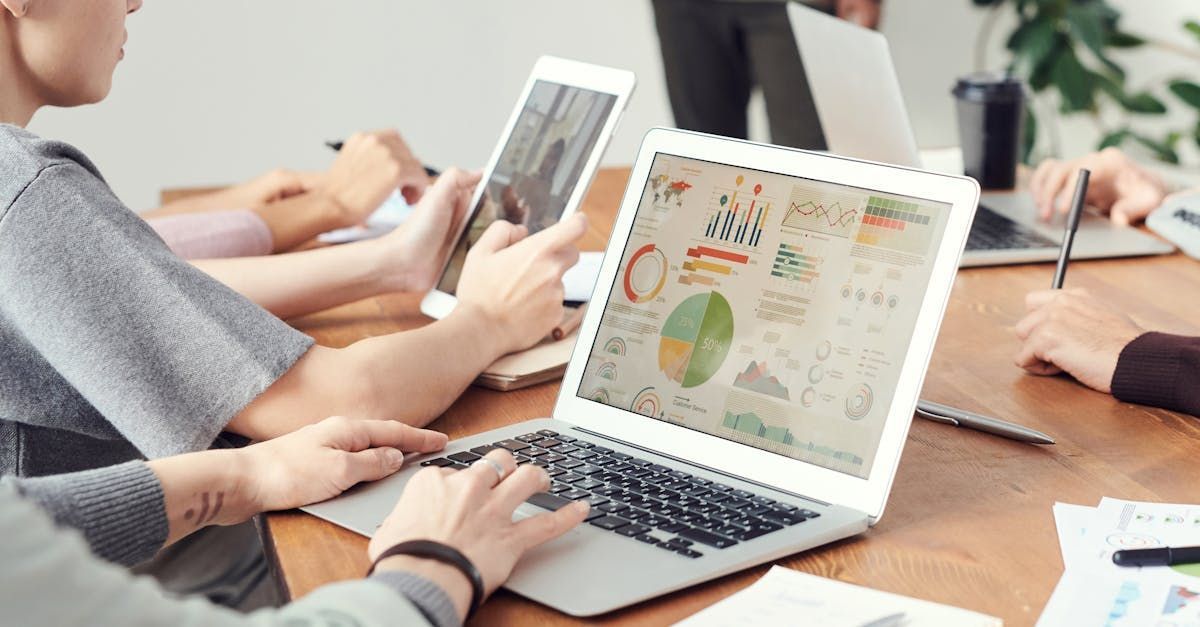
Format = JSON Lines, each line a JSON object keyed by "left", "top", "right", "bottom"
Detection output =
{"left": 1112, "top": 332, "right": 1200, "bottom": 416}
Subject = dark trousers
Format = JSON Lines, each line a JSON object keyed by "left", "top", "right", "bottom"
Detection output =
{"left": 651, "top": 0, "right": 828, "bottom": 150}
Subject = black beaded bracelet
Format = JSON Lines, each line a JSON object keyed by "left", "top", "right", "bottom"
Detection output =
{"left": 369, "top": 540, "right": 485, "bottom": 619}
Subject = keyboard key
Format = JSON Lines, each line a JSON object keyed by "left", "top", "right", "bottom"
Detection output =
{"left": 553, "top": 444, "right": 580, "bottom": 454}
{"left": 658, "top": 521, "right": 687, "bottom": 533}
{"left": 598, "top": 502, "right": 628, "bottom": 514}
{"left": 556, "top": 459, "right": 584, "bottom": 470}
{"left": 710, "top": 483, "right": 733, "bottom": 492}
{"left": 760, "top": 510, "right": 807, "bottom": 526}
{"left": 549, "top": 483, "right": 572, "bottom": 494}
{"left": 677, "top": 527, "right": 739, "bottom": 549}
{"left": 573, "top": 441, "right": 595, "bottom": 449}
{"left": 641, "top": 514, "right": 669, "bottom": 527}
{"left": 575, "top": 479, "right": 605, "bottom": 491}
{"left": 526, "top": 492, "right": 573, "bottom": 511}
{"left": 724, "top": 498, "right": 750, "bottom": 510}
{"left": 447, "top": 451, "right": 481, "bottom": 464}
{"left": 568, "top": 449, "right": 599, "bottom": 461}
{"left": 771, "top": 502, "right": 799, "bottom": 512}
{"left": 419, "top": 457, "right": 454, "bottom": 467}
{"left": 609, "top": 452, "right": 632, "bottom": 461}
{"left": 515, "top": 454, "right": 532, "bottom": 463}
{"left": 690, "top": 477, "right": 713, "bottom": 486}
{"left": 584, "top": 508, "right": 606, "bottom": 522}
{"left": 536, "top": 429, "right": 559, "bottom": 437}
{"left": 654, "top": 541, "right": 679, "bottom": 554}
{"left": 751, "top": 496, "right": 776, "bottom": 506}
{"left": 516, "top": 433, "right": 544, "bottom": 443}
{"left": 493, "top": 439, "right": 530, "bottom": 452}
{"left": 628, "top": 458, "right": 653, "bottom": 467}
{"left": 533, "top": 438, "right": 562, "bottom": 449}
{"left": 546, "top": 468, "right": 566, "bottom": 478}
{"left": 798, "top": 509, "right": 821, "bottom": 519}
{"left": 470, "top": 445, "right": 500, "bottom": 456}
{"left": 557, "top": 435, "right": 578, "bottom": 443}
{"left": 676, "top": 548, "right": 703, "bottom": 558}
{"left": 590, "top": 515, "right": 631, "bottom": 531}
{"left": 665, "top": 538, "right": 693, "bottom": 547}
{"left": 649, "top": 464, "right": 672, "bottom": 474}
{"left": 580, "top": 494, "right": 610, "bottom": 507}
{"left": 558, "top": 473, "right": 585, "bottom": 484}
{"left": 711, "top": 508, "right": 740, "bottom": 520}
{"left": 540, "top": 453, "right": 566, "bottom": 464}
{"left": 731, "top": 489, "right": 754, "bottom": 499}
{"left": 706, "top": 492, "right": 731, "bottom": 503}
{"left": 734, "top": 522, "right": 783, "bottom": 541}
{"left": 592, "top": 446, "right": 613, "bottom": 454}
{"left": 635, "top": 534, "right": 659, "bottom": 544}
{"left": 524, "top": 448, "right": 549, "bottom": 458}
{"left": 447, "top": 462, "right": 469, "bottom": 470}
{"left": 668, "top": 470, "right": 691, "bottom": 480}
{"left": 561, "top": 489, "right": 591, "bottom": 500}
{"left": 615, "top": 523, "right": 651, "bottom": 537}
{"left": 594, "top": 486, "right": 623, "bottom": 497}
{"left": 624, "top": 508, "right": 649, "bottom": 521}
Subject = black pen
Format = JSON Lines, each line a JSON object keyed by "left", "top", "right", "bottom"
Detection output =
{"left": 325, "top": 140, "right": 440, "bottom": 178}
{"left": 1052, "top": 169, "right": 1089, "bottom": 289}
{"left": 1113, "top": 545, "right": 1200, "bottom": 567}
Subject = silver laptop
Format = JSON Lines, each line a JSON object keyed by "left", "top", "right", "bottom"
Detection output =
{"left": 788, "top": 4, "right": 1174, "bottom": 267}
{"left": 303, "top": 128, "right": 980, "bottom": 616}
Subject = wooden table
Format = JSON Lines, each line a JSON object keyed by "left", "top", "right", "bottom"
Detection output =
{"left": 259, "top": 167, "right": 1200, "bottom": 626}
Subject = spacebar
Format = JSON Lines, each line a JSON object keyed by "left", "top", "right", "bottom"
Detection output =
{"left": 526, "top": 492, "right": 573, "bottom": 511}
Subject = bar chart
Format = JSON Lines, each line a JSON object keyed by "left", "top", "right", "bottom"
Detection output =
{"left": 704, "top": 182, "right": 771, "bottom": 249}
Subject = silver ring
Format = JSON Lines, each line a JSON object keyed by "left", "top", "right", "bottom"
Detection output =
{"left": 473, "top": 457, "right": 506, "bottom": 485}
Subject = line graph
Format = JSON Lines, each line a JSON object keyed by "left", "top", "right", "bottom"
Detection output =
{"left": 782, "top": 184, "right": 863, "bottom": 238}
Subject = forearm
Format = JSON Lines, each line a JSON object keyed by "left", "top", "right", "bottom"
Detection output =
{"left": 1112, "top": 332, "right": 1200, "bottom": 416}
{"left": 250, "top": 190, "right": 349, "bottom": 252}
{"left": 144, "top": 449, "right": 261, "bottom": 548}
{"left": 227, "top": 307, "right": 504, "bottom": 439}
{"left": 190, "top": 239, "right": 393, "bottom": 319}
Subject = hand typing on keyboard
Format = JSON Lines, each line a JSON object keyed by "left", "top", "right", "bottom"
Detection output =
{"left": 421, "top": 430, "right": 822, "bottom": 560}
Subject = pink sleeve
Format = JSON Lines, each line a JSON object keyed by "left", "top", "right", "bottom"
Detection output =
{"left": 147, "top": 209, "right": 274, "bottom": 260}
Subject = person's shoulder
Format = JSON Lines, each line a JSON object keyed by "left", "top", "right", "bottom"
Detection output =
{"left": 0, "top": 125, "right": 110, "bottom": 219}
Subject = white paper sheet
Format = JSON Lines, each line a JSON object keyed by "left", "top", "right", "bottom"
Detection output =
{"left": 1038, "top": 498, "right": 1200, "bottom": 626}
{"left": 562, "top": 251, "right": 602, "bottom": 302}
{"left": 674, "top": 566, "right": 1001, "bottom": 627}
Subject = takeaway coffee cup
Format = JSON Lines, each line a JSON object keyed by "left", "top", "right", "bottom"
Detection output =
{"left": 952, "top": 73, "right": 1026, "bottom": 190}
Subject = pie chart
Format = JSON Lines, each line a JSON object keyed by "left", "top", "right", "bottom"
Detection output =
{"left": 658, "top": 292, "right": 734, "bottom": 388}
{"left": 624, "top": 244, "right": 667, "bottom": 304}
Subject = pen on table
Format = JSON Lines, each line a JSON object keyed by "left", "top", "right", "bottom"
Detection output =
{"left": 552, "top": 305, "right": 588, "bottom": 341}
{"left": 915, "top": 399, "right": 1055, "bottom": 445}
{"left": 324, "top": 140, "right": 441, "bottom": 177}
{"left": 1113, "top": 545, "right": 1200, "bottom": 568}
{"left": 1051, "top": 168, "right": 1090, "bottom": 289}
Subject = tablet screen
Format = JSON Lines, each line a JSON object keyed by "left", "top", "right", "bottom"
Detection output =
{"left": 435, "top": 80, "right": 617, "bottom": 294}
{"left": 576, "top": 153, "right": 952, "bottom": 479}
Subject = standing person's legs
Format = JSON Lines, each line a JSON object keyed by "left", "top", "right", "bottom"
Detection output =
{"left": 739, "top": 3, "right": 828, "bottom": 150}
{"left": 651, "top": 0, "right": 753, "bottom": 139}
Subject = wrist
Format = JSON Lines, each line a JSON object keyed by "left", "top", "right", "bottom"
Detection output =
{"left": 375, "top": 554, "right": 471, "bottom": 623}
{"left": 447, "top": 302, "right": 510, "bottom": 360}
{"left": 221, "top": 448, "right": 272, "bottom": 525}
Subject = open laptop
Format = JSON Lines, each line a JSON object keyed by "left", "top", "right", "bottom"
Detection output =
{"left": 788, "top": 4, "right": 1174, "bottom": 267}
{"left": 304, "top": 128, "right": 979, "bottom": 616}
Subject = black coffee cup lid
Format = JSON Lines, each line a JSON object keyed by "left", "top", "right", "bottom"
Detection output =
{"left": 953, "top": 72, "right": 1025, "bottom": 103}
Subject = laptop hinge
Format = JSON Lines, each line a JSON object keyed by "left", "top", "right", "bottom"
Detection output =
{"left": 572, "top": 426, "right": 833, "bottom": 508}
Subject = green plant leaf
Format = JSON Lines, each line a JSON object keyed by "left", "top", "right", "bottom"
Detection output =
{"left": 1098, "top": 128, "right": 1131, "bottom": 150}
{"left": 1169, "top": 80, "right": 1200, "bottom": 110}
{"left": 1022, "top": 107, "right": 1038, "bottom": 165}
{"left": 1026, "top": 33, "right": 1070, "bottom": 92}
{"left": 972, "top": 0, "right": 1005, "bottom": 6}
{"left": 1007, "top": 16, "right": 1060, "bottom": 75}
{"left": 1185, "top": 20, "right": 1200, "bottom": 43}
{"left": 1122, "top": 92, "right": 1168, "bottom": 114}
{"left": 1051, "top": 49, "right": 1096, "bottom": 112}
{"left": 1131, "top": 132, "right": 1181, "bottom": 164}
{"left": 1107, "top": 31, "right": 1145, "bottom": 48}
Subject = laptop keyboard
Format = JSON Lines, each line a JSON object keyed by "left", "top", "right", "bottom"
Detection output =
{"left": 419, "top": 429, "right": 821, "bottom": 559}
{"left": 966, "top": 204, "right": 1058, "bottom": 251}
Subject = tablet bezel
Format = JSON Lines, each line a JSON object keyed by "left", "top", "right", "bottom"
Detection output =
{"left": 420, "top": 56, "right": 635, "bottom": 320}
{"left": 553, "top": 128, "right": 979, "bottom": 522}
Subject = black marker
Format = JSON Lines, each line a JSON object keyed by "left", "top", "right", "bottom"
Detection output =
{"left": 1113, "top": 545, "right": 1200, "bottom": 568}
{"left": 1051, "top": 169, "right": 1089, "bottom": 289}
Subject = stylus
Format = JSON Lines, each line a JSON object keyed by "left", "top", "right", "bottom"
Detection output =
{"left": 916, "top": 400, "right": 1055, "bottom": 445}
{"left": 325, "top": 140, "right": 440, "bottom": 177}
{"left": 1052, "top": 169, "right": 1090, "bottom": 289}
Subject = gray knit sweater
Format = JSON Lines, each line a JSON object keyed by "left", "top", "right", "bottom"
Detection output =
{"left": 3, "top": 464, "right": 460, "bottom": 627}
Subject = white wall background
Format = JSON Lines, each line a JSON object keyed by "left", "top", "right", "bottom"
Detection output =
{"left": 26, "top": 0, "right": 1200, "bottom": 211}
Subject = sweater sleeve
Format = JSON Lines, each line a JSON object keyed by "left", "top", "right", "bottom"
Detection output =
{"left": 1111, "top": 332, "right": 1200, "bottom": 416}
{"left": 0, "top": 484, "right": 442, "bottom": 627}
{"left": 4, "top": 461, "right": 167, "bottom": 566}
{"left": 147, "top": 209, "right": 274, "bottom": 260}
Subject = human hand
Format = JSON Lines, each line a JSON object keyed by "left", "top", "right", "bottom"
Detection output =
{"left": 455, "top": 213, "right": 587, "bottom": 356}
{"left": 368, "top": 450, "right": 589, "bottom": 621}
{"left": 374, "top": 168, "right": 482, "bottom": 294}
{"left": 318, "top": 129, "right": 431, "bottom": 227}
{"left": 239, "top": 415, "right": 448, "bottom": 514}
{"left": 1014, "top": 288, "right": 1144, "bottom": 393}
{"left": 836, "top": 0, "right": 882, "bottom": 29}
{"left": 1029, "top": 147, "right": 1170, "bottom": 225}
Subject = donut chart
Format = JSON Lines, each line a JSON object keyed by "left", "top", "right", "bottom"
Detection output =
{"left": 623, "top": 244, "right": 668, "bottom": 303}
{"left": 658, "top": 292, "right": 734, "bottom": 388}
{"left": 844, "top": 382, "right": 874, "bottom": 420}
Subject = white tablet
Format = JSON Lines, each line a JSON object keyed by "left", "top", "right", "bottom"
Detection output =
{"left": 420, "top": 56, "right": 635, "bottom": 319}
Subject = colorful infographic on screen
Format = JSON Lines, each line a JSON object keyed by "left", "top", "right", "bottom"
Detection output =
{"left": 577, "top": 154, "right": 952, "bottom": 478}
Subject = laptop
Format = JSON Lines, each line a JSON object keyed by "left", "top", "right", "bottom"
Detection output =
{"left": 787, "top": 4, "right": 1174, "bottom": 267}
{"left": 304, "top": 128, "right": 980, "bottom": 616}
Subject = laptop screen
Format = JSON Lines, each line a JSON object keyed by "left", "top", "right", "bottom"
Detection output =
{"left": 576, "top": 153, "right": 952, "bottom": 479}
{"left": 436, "top": 80, "right": 618, "bottom": 293}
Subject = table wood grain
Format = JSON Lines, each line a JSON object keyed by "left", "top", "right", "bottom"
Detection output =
{"left": 255, "top": 167, "right": 1200, "bottom": 626}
